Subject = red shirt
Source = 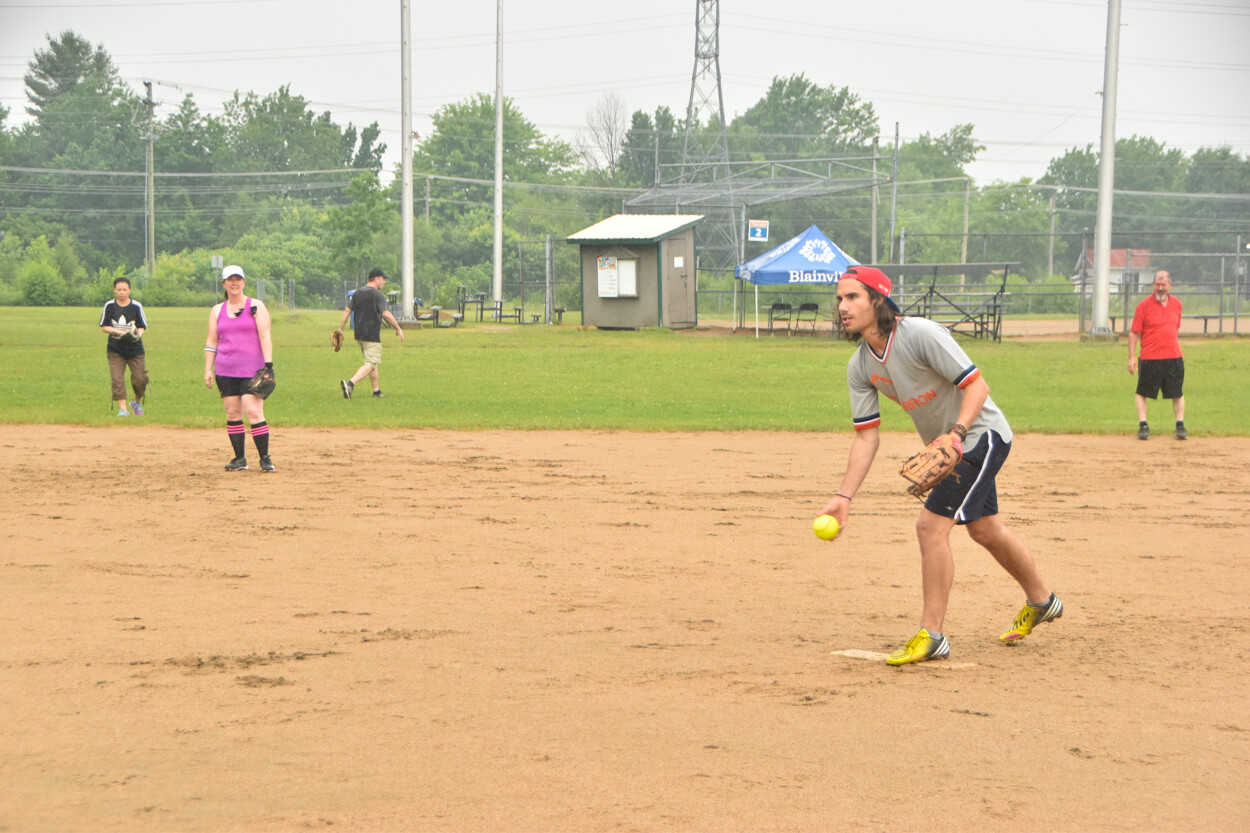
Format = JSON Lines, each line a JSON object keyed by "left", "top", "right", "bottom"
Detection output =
{"left": 1130, "top": 294, "right": 1183, "bottom": 360}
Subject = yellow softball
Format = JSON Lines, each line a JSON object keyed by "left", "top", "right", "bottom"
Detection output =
{"left": 813, "top": 514, "right": 840, "bottom": 541}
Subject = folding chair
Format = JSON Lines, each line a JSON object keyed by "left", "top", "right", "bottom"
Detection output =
{"left": 768, "top": 302, "right": 792, "bottom": 334}
{"left": 795, "top": 302, "right": 820, "bottom": 334}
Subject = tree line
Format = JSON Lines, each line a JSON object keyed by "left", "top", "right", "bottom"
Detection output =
{"left": 1, "top": 30, "right": 1247, "bottom": 310}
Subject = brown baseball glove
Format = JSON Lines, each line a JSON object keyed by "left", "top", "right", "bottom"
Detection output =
{"left": 900, "top": 433, "right": 964, "bottom": 498}
{"left": 330, "top": 329, "right": 344, "bottom": 351}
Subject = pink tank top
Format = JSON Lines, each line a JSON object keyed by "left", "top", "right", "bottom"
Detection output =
{"left": 215, "top": 297, "right": 265, "bottom": 377}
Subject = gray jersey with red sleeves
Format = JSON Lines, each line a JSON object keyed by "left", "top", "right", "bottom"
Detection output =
{"left": 846, "top": 316, "right": 1012, "bottom": 446}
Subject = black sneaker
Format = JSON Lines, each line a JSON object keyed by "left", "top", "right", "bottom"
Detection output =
{"left": 340, "top": 380, "right": 354, "bottom": 400}
{"left": 225, "top": 456, "right": 249, "bottom": 471}
{"left": 1137, "top": 424, "right": 1149, "bottom": 441}
{"left": 259, "top": 455, "right": 276, "bottom": 472}
{"left": 1175, "top": 424, "right": 1187, "bottom": 440}
{"left": 372, "top": 390, "right": 384, "bottom": 398}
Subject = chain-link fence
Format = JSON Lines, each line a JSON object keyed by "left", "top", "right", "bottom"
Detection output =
{"left": 126, "top": 273, "right": 297, "bottom": 309}
{"left": 695, "top": 257, "right": 1246, "bottom": 337}
{"left": 1075, "top": 254, "right": 1246, "bottom": 335}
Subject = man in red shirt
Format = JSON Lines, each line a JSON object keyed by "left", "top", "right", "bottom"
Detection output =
{"left": 1128, "top": 270, "right": 1186, "bottom": 440}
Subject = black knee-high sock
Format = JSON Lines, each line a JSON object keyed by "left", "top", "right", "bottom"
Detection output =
{"left": 250, "top": 421, "right": 270, "bottom": 457}
{"left": 227, "top": 420, "right": 246, "bottom": 457}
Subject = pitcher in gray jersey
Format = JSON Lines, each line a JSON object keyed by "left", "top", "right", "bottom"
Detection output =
{"left": 847, "top": 316, "right": 1011, "bottom": 448}
{"left": 819, "top": 266, "right": 1063, "bottom": 666}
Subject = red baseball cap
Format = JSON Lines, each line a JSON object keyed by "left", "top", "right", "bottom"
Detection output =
{"left": 841, "top": 265, "right": 900, "bottom": 312}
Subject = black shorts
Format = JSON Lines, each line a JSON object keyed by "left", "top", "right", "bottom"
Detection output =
{"left": 1136, "top": 357, "right": 1184, "bottom": 400}
{"left": 216, "top": 375, "right": 253, "bottom": 398}
{"left": 924, "top": 431, "right": 1009, "bottom": 525}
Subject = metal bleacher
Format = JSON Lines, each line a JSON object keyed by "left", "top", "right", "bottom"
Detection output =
{"left": 885, "top": 263, "right": 1016, "bottom": 342}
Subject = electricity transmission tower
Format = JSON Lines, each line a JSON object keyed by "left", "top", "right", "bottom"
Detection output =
{"left": 680, "top": 0, "right": 731, "bottom": 186}
{"left": 675, "top": 0, "right": 738, "bottom": 271}
{"left": 627, "top": 0, "right": 891, "bottom": 276}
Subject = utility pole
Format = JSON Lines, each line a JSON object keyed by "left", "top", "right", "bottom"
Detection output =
{"left": 870, "top": 135, "right": 879, "bottom": 263}
{"left": 888, "top": 123, "right": 900, "bottom": 263}
{"left": 400, "top": 0, "right": 415, "bottom": 320}
{"left": 961, "top": 178, "right": 971, "bottom": 271}
{"left": 1088, "top": 0, "right": 1122, "bottom": 338}
{"left": 653, "top": 132, "right": 659, "bottom": 187}
{"left": 1048, "top": 191, "right": 1057, "bottom": 277}
{"left": 544, "top": 234, "right": 554, "bottom": 325}
{"left": 143, "top": 81, "right": 155, "bottom": 279}
{"left": 492, "top": 0, "right": 504, "bottom": 305}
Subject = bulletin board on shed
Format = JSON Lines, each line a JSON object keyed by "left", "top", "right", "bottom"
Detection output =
{"left": 596, "top": 255, "right": 638, "bottom": 298}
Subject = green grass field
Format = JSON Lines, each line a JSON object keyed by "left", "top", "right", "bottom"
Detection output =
{"left": 3, "top": 306, "right": 1245, "bottom": 435}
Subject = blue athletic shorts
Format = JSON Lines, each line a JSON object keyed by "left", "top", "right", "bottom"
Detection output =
{"left": 924, "top": 431, "right": 1010, "bottom": 524}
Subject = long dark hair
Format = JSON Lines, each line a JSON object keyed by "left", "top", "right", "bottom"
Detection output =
{"left": 841, "top": 286, "right": 899, "bottom": 343}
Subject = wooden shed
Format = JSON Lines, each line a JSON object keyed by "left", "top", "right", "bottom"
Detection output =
{"left": 567, "top": 214, "right": 703, "bottom": 329}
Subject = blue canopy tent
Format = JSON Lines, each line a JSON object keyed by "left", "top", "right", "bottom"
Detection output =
{"left": 734, "top": 225, "right": 859, "bottom": 336}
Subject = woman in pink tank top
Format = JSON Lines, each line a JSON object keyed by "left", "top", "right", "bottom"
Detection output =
{"left": 203, "top": 265, "right": 276, "bottom": 472}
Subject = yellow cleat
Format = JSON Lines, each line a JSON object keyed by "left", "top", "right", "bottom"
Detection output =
{"left": 886, "top": 628, "right": 950, "bottom": 666}
{"left": 1000, "top": 593, "right": 1064, "bottom": 643}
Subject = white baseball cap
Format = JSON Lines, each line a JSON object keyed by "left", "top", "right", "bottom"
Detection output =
{"left": 221, "top": 264, "right": 245, "bottom": 281}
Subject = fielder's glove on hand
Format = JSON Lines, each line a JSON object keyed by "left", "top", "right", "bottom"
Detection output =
{"left": 246, "top": 365, "right": 276, "bottom": 400}
{"left": 900, "top": 432, "right": 964, "bottom": 498}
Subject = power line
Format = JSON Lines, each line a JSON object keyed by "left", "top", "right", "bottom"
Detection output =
{"left": 0, "top": 164, "right": 372, "bottom": 177}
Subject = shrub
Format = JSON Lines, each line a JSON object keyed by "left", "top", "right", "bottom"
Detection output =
{"left": 19, "top": 261, "right": 68, "bottom": 306}
{"left": 80, "top": 267, "right": 129, "bottom": 307}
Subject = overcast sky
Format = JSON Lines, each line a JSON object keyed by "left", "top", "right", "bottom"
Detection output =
{"left": 1, "top": 0, "right": 1247, "bottom": 186}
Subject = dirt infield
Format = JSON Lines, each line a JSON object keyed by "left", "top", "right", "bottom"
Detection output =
{"left": 3, "top": 426, "right": 1247, "bottom": 832}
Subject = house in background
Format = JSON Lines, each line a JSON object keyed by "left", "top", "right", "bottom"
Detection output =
{"left": 1071, "top": 248, "right": 1153, "bottom": 293}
